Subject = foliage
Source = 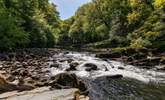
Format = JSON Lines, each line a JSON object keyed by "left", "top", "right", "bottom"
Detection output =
{"left": 0, "top": 8, "right": 29, "bottom": 51}
{"left": 59, "top": 0, "right": 165, "bottom": 50}
{"left": 0, "top": 0, "right": 60, "bottom": 50}
{"left": 0, "top": 0, "right": 164, "bottom": 51}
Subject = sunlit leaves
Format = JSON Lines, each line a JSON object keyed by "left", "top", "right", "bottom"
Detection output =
{"left": 153, "top": 0, "right": 165, "bottom": 9}
{"left": 127, "top": 11, "right": 140, "bottom": 24}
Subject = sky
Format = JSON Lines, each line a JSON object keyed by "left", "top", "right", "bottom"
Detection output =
{"left": 50, "top": 0, "right": 91, "bottom": 20}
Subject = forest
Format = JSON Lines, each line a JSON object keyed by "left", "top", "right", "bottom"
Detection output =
{"left": 0, "top": 0, "right": 164, "bottom": 51}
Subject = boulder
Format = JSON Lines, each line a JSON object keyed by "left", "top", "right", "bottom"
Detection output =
{"left": 84, "top": 63, "right": 98, "bottom": 71}
{"left": 49, "top": 73, "right": 88, "bottom": 93}
{"left": 0, "top": 75, "right": 18, "bottom": 93}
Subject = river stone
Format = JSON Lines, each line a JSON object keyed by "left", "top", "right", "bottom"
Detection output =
{"left": 84, "top": 63, "right": 98, "bottom": 71}
{"left": 66, "top": 62, "right": 79, "bottom": 71}
{"left": 96, "top": 52, "right": 121, "bottom": 58}
{"left": 49, "top": 73, "right": 88, "bottom": 93}
{"left": 106, "top": 74, "right": 123, "bottom": 79}
{"left": 118, "top": 66, "right": 125, "bottom": 70}
{"left": 50, "top": 63, "right": 59, "bottom": 68}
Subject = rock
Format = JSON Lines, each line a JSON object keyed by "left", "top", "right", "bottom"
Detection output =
{"left": 0, "top": 87, "right": 89, "bottom": 100}
{"left": 6, "top": 75, "right": 16, "bottom": 82}
{"left": 20, "top": 69, "right": 29, "bottom": 77}
{"left": 84, "top": 63, "right": 98, "bottom": 71}
{"left": 24, "top": 77, "right": 35, "bottom": 85}
{"left": 0, "top": 53, "right": 8, "bottom": 60}
{"left": 0, "top": 75, "right": 7, "bottom": 86}
{"left": 66, "top": 62, "right": 79, "bottom": 71}
{"left": 94, "top": 74, "right": 123, "bottom": 79}
{"left": 96, "top": 52, "right": 121, "bottom": 58}
{"left": 49, "top": 73, "right": 88, "bottom": 93}
{"left": 67, "top": 59, "right": 74, "bottom": 63}
{"left": 0, "top": 75, "right": 18, "bottom": 93}
{"left": 50, "top": 63, "right": 59, "bottom": 68}
{"left": 155, "top": 65, "right": 165, "bottom": 71}
{"left": 104, "top": 74, "right": 123, "bottom": 79}
{"left": 118, "top": 66, "right": 125, "bottom": 70}
{"left": 31, "top": 75, "right": 40, "bottom": 81}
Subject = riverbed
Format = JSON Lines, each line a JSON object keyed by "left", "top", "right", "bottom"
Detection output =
{"left": 0, "top": 49, "right": 165, "bottom": 100}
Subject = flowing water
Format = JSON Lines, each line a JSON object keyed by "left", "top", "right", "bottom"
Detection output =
{"left": 49, "top": 51, "right": 165, "bottom": 100}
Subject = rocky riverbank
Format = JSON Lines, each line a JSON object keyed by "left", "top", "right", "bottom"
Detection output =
{"left": 0, "top": 48, "right": 89, "bottom": 100}
{"left": 0, "top": 48, "right": 165, "bottom": 100}
{"left": 95, "top": 48, "right": 165, "bottom": 70}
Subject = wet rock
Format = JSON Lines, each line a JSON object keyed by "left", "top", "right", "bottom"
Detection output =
{"left": 49, "top": 73, "right": 88, "bottom": 93}
{"left": 96, "top": 52, "right": 121, "bottom": 58}
{"left": 50, "top": 63, "right": 59, "bottom": 68}
{"left": 118, "top": 66, "right": 125, "bottom": 70}
{"left": 67, "top": 59, "right": 74, "bottom": 63}
{"left": 59, "top": 59, "right": 67, "bottom": 62}
{"left": 64, "top": 51, "right": 69, "bottom": 54}
{"left": 66, "top": 62, "right": 79, "bottom": 71}
{"left": 155, "top": 65, "right": 165, "bottom": 71}
{"left": 84, "top": 63, "right": 98, "bottom": 71}
{"left": 106, "top": 74, "right": 123, "bottom": 79}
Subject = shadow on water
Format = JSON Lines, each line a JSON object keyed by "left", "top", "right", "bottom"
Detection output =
{"left": 88, "top": 77, "right": 165, "bottom": 100}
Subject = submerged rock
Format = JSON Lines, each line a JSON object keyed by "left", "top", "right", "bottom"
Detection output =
{"left": 50, "top": 63, "right": 59, "bottom": 68}
{"left": 118, "top": 66, "right": 125, "bottom": 70}
{"left": 84, "top": 63, "right": 98, "bottom": 71}
{"left": 66, "top": 62, "right": 79, "bottom": 71}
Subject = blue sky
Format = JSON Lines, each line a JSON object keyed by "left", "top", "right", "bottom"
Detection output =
{"left": 50, "top": 0, "right": 91, "bottom": 20}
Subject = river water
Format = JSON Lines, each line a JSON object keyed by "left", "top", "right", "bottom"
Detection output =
{"left": 49, "top": 51, "right": 165, "bottom": 100}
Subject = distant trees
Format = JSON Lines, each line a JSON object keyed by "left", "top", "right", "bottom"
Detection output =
{"left": 0, "top": 0, "right": 164, "bottom": 50}
{"left": 59, "top": 0, "right": 165, "bottom": 49}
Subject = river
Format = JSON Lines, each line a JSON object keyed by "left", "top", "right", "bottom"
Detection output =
{"left": 49, "top": 51, "right": 165, "bottom": 100}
